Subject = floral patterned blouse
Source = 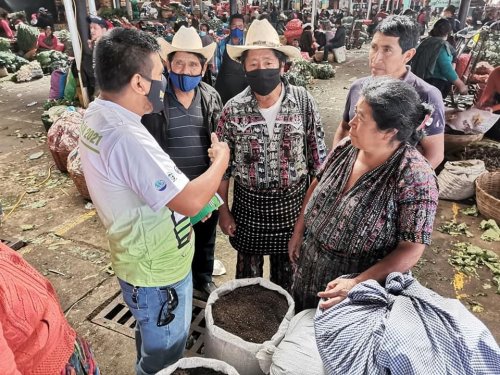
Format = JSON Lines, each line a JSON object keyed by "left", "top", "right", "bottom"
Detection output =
{"left": 305, "top": 138, "right": 439, "bottom": 254}
{"left": 216, "top": 81, "right": 327, "bottom": 190}
{"left": 292, "top": 138, "right": 439, "bottom": 310}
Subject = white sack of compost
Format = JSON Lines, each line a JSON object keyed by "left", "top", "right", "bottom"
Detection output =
{"left": 437, "top": 160, "right": 486, "bottom": 200}
{"left": 157, "top": 357, "right": 240, "bottom": 375}
{"left": 333, "top": 46, "right": 346, "bottom": 63}
{"left": 314, "top": 272, "right": 500, "bottom": 375}
{"left": 270, "top": 309, "right": 325, "bottom": 375}
{"left": 204, "top": 278, "right": 295, "bottom": 375}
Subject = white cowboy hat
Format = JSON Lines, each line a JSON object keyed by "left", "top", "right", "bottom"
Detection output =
{"left": 157, "top": 26, "right": 216, "bottom": 61}
{"left": 227, "top": 19, "right": 302, "bottom": 62}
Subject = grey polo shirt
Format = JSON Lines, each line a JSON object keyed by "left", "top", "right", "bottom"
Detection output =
{"left": 165, "top": 88, "right": 210, "bottom": 180}
{"left": 343, "top": 68, "right": 445, "bottom": 137}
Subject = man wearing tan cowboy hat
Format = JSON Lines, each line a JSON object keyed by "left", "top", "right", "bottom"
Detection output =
{"left": 142, "top": 26, "right": 223, "bottom": 300}
{"left": 215, "top": 19, "right": 327, "bottom": 291}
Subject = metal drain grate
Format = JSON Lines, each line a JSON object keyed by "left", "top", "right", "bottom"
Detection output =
{"left": 1, "top": 237, "right": 26, "bottom": 251}
{"left": 91, "top": 292, "right": 206, "bottom": 356}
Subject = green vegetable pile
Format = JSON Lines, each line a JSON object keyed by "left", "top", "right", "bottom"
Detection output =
{"left": 481, "top": 31, "right": 500, "bottom": 67}
{"left": 0, "top": 51, "right": 28, "bottom": 72}
{"left": 284, "top": 59, "right": 314, "bottom": 87}
{"left": 460, "top": 205, "right": 479, "bottom": 217}
{"left": 314, "top": 63, "right": 336, "bottom": 79}
{"left": 449, "top": 242, "right": 500, "bottom": 293}
{"left": 36, "top": 50, "right": 69, "bottom": 73}
{"left": 284, "top": 59, "right": 336, "bottom": 87}
{"left": 438, "top": 218, "right": 474, "bottom": 237}
{"left": 55, "top": 30, "right": 71, "bottom": 43}
{"left": 55, "top": 30, "right": 72, "bottom": 57}
{"left": 43, "top": 99, "right": 80, "bottom": 111}
{"left": 0, "top": 37, "right": 10, "bottom": 52}
{"left": 207, "top": 18, "right": 224, "bottom": 33}
{"left": 16, "top": 23, "right": 38, "bottom": 52}
{"left": 480, "top": 219, "right": 500, "bottom": 242}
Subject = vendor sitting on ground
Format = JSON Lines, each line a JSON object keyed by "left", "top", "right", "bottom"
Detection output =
{"left": 299, "top": 24, "right": 317, "bottom": 58}
{"left": 0, "top": 242, "right": 100, "bottom": 375}
{"left": 289, "top": 77, "right": 439, "bottom": 312}
{"left": 321, "top": 18, "right": 346, "bottom": 62}
{"left": 410, "top": 19, "right": 468, "bottom": 98}
{"left": 37, "top": 26, "right": 64, "bottom": 51}
{"left": 0, "top": 8, "right": 13, "bottom": 39}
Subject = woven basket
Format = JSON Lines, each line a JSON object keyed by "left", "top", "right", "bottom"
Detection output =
{"left": 476, "top": 172, "right": 500, "bottom": 222}
{"left": 444, "top": 133, "right": 484, "bottom": 153}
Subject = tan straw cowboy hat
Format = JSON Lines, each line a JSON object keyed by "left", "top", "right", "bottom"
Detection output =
{"left": 157, "top": 26, "right": 216, "bottom": 61}
{"left": 227, "top": 19, "right": 301, "bottom": 62}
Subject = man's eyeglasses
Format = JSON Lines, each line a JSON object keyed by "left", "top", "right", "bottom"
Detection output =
{"left": 157, "top": 287, "right": 178, "bottom": 327}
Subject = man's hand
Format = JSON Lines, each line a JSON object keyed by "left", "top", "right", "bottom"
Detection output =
{"left": 218, "top": 208, "right": 236, "bottom": 237}
{"left": 454, "top": 79, "right": 468, "bottom": 95}
{"left": 208, "top": 133, "right": 230, "bottom": 166}
{"left": 317, "top": 278, "right": 358, "bottom": 310}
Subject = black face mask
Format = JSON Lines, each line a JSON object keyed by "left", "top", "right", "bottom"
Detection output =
{"left": 145, "top": 75, "right": 167, "bottom": 114}
{"left": 245, "top": 68, "right": 281, "bottom": 96}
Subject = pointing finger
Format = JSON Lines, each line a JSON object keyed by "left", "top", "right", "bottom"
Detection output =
{"left": 211, "top": 132, "right": 219, "bottom": 144}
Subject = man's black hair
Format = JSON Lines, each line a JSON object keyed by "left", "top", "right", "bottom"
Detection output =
{"left": 429, "top": 18, "right": 452, "bottom": 37}
{"left": 167, "top": 51, "right": 207, "bottom": 68}
{"left": 174, "top": 21, "right": 189, "bottom": 33}
{"left": 240, "top": 49, "right": 287, "bottom": 68}
{"left": 87, "top": 15, "right": 108, "bottom": 29}
{"left": 444, "top": 5, "right": 456, "bottom": 14}
{"left": 375, "top": 15, "right": 420, "bottom": 52}
{"left": 229, "top": 13, "right": 245, "bottom": 26}
{"left": 95, "top": 28, "right": 160, "bottom": 93}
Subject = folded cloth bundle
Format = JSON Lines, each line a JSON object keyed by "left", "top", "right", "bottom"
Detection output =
{"left": 314, "top": 272, "right": 500, "bottom": 375}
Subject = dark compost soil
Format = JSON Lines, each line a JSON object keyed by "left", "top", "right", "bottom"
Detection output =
{"left": 211, "top": 284, "right": 289, "bottom": 343}
{"left": 462, "top": 146, "right": 500, "bottom": 171}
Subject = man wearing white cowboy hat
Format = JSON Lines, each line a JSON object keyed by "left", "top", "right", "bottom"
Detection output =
{"left": 216, "top": 19, "right": 327, "bottom": 291}
{"left": 142, "top": 26, "right": 223, "bottom": 300}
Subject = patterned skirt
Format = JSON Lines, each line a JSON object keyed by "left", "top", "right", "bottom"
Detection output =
{"left": 291, "top": 234, "right": 379, "bottom": 312}
{"left": 61, "top": 336, "right": 100, "bottom": 375}
{"left": 230, "top": 178, "right": 307, "bottom": 255}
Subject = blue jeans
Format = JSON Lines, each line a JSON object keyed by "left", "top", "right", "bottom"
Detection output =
{"left": 118, "top": 273, "right": 192, "bottom": 375}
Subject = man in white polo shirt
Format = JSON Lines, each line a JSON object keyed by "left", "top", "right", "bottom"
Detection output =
{"left": 79, "top": 28, "right": 229, "bottom": 375}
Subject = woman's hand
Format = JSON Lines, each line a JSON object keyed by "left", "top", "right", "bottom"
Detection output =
{"left": 218, "top": 208, "right": 236, "bottom": 237}
{"left": 317, "top": 278, "right": 358, "bottom": 310}
{"left": 288, "top": 230, "right": 303, "bottom": 265}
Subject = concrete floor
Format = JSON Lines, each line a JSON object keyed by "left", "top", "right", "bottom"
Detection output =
{"left": 0, "top": 46, "right": 498, "bottom": 375}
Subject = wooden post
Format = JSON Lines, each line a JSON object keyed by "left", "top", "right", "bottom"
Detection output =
{"left": 62, "top": 0, "right": 90, "bottom": 108}
{"left": 88, "top": 0, "right": 97, "bottom": 15}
